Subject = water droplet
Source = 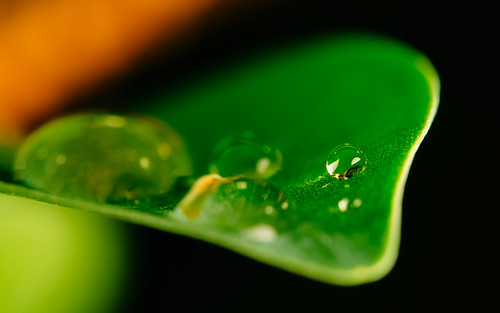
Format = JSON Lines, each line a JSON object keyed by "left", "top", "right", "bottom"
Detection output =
{"left": 326, "top": 143, "right": 367, "bottom": 180}
{"left": 215, "top": 178, "right": 289, "bottom": 216}
{"left": 338, "top": 197, "right": 349, "bottom": 212}
{"left": 14, "top": 114, "right": 193, "bottom": 203}
{"left": 352, "top": 198, "right": 362, "bottom": 208}
{"left": 209, "top": 132, "right": 282, "bottom": 179}
{"left": 332, "top": 197, "right": 363, "bottom": 213}
{"left": 179, "top": 175, "right": 289, "bottom": 228}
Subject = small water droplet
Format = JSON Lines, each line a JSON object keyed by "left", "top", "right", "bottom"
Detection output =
{"left": 209, "top": 132, "right": 282, "bottom": 179}
{"left": 326, "top": 143, "right": 367, "bottom": 180}
{"left": 338, "top": 197, "right": 349, "bottom": 212}
{"left": 352, "top": 198, "right": 362, "bottom": 208}
{"left": 179, "top": 175, "right": 289, "bottom": 227}
{"left": 243, "top": 224, "right": 277, "bottom": 243}
{"left": 14, "top": 114, "right": 192, "bottom": 203}
{"left": 333, "top": 197, "right": 363, "bottom": 213}
{"left": 216, "top": 178, "right": 288, "bottom": 217}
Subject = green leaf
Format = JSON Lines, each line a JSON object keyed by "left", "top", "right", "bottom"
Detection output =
{"left": 0, "top": 34, "right": 439, "bottom": 286}
{"left": 0, "top": 192, "right": 128, "bottom": 313}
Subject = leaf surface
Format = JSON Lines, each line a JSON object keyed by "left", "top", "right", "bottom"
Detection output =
{"left": 0, "top": 34, "right": 439, "bottom": 285}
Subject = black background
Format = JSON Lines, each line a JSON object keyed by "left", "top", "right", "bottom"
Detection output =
{"left": 69, "top": 2, "right": 498, "bottom": 312}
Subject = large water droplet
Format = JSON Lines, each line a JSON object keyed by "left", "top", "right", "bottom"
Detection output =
{"left": 209, "top": 132, "right": 282, "bottom": 179}
{"left": 14, "top": 114, "right": 193, "bottom": 203}
{"left": 326, "top": 143, "right": 367, "bottom": 180}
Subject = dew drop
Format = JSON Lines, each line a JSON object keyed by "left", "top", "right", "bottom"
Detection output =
{"left": 14, "top": 114, "right": 193, "bottom": 203}
{"left": 352, "top": 198, "right": 362, "bottom": 208}
{"left": 243, "top": 224, "right": 277, "bottom": 243}
{"left": 338, "top": 197, "right": 349, "bottom": 212}
{"left": 332, "top": 197, "right": 363, "bottom": 213}
{"left": 179, "top": 175, "right": 289, "bottom": 227}
{"left": 209, "top": 132, "right": 282, "bottom": 179}
{"left": 215, "top": 178, "right": 289, "bottom": 216}
{"left": 326, "top": 143, "right": 367, "bottom": 180}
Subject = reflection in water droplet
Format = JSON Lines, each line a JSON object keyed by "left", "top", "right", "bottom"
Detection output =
{"left": 326, "top": 143, "right": 367, "bottom": 180}
{"left": 14, "top": 114, "right": 192, "bottom": 203}
{"left": 209, "top": 132, "right": 282, "bottom": 179}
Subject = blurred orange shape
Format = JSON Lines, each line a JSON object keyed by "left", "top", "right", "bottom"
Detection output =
{"left": 0, "top": 0, "right": 217, "bottom": 142}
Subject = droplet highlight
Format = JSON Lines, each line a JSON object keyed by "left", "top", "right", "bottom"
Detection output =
{"left": 209, "top": 132, "right": 282, "bottom": 179}
{"left": 326, "top": 143, "right": 367, "bottom": 180}
{"left": 14, "top": 114, "right": 193, "bottom": 203}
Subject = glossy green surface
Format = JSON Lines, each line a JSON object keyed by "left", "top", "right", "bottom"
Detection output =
{"left": 0, "top": 34, "right": 439, "bottom": 285}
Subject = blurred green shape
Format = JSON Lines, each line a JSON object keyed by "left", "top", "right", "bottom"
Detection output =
{"left": 0, "top": 196, "right": 128, "bottom": 313}
{"left": 0, "top": 34, "right": 439, "bottom": 286}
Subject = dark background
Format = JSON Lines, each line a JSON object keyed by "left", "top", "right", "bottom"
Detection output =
{"left": 69, "top": 2, "right": 498, "bottom": 312}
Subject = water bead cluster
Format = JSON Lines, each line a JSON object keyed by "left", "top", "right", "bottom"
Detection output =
{"left": 13, "top": 113, "right": 367, "bottom": 215}
{"left": 180, "top": 132, "right": 287, "bottom": 220}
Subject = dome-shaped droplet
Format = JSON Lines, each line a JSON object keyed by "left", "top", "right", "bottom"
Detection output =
{"left": 216, "top": 178, "right": 289, "bottom": 214}
{"left": 209, "top": 132, "right": 282, "bottom": 179}
{"left": 178, "top": 175, "right": 289, "bottom": 227}
{"left": 326, "top": 143, "right": 367, "bottom": 180}
{"left": 14, "top": 114, "right": 192, "bottom": 203}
